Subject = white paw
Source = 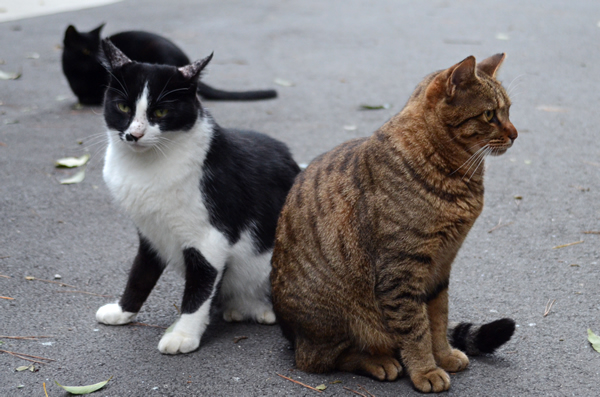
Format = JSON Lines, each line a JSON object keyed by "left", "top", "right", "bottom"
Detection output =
{"left": 158, "top": 330, "right": 200, "bottom": 354}
{"left": 223, "top": 308, "right": 244, "bottom": 322}
{"left": 96, "top": 303, "right": 136, "bottom": 325}
{"left": 256, "top": 309, "right": 276, "bottom": 324}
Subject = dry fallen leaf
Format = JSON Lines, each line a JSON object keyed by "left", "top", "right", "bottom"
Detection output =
{"left": 60, "top": 169, "right": 86, "bottom": 185}
{"left": 588, "top": 329, "right": 600, "bottom": 353}
{"left": 274, "top": 78, "right": 294, "bottom": 87}
{"left": 54, "top": 376, "right": 112, "bottom": 395}
{"left": 55, "top": 154, "right": 90, "bottom": 168}
{"left": 0, "top": 69, "right": 21, "bottom": 80}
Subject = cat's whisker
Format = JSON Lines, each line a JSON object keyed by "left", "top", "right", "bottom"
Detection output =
{"left": 450, "top": 145, "right": 488, "bottom": 176}
{"left": 506, "top": 73, "right": 527, "bottom": 96}
{"left": 157, "top": 87, "right": 191, "bottom": 100}
{"left": 156, "top": 75, "right": 175, "bottom": 103}
{"left": 460, "top": 146, "right": 489, "bottom": 181}
{"left": 105, "top": 70, "right": 129, "bottom": 98}
{"left": 466, "top": 147, "right": 492, "bottom": 182}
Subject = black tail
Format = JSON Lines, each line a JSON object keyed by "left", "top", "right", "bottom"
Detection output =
{"left": 197, "top": 82, "right": 277, "bottom": 101}
{"left": 448, "top": 318, "right": 515, "bottom": 356}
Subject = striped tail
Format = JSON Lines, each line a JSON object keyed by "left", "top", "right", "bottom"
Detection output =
{"left": 448, "top": 318, "right": 515, "bottom": 355}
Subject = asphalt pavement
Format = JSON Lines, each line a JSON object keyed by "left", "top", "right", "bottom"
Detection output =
{"left": 1, "top": 0, "right": 599, "bottom": 395}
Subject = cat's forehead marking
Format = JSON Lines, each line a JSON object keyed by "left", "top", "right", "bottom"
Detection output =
{"left": 135, "top": 83, "right": 150, "bottom": 118}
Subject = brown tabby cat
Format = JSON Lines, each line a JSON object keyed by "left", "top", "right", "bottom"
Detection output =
{"left": 270, "top": 54, "right": 518, "bottom": 393}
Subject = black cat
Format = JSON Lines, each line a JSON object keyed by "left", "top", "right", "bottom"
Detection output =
{"left": 62, "top": 24, "right": 277, "bottom": 105}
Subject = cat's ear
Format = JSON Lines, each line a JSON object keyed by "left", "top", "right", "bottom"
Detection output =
{"left": 90, "top": 23, "right": 105, "bottom": 38}
{"left": 100, "top": 39, "right": 132, "bottom": 70}
{"left": 178, "top": 52, "right": 214, "bottom": 81}
{"left": 64, "top": 25, "right": 80, "bottom": 44}
{"left": 477, "top": 53, "right": 506, "bottom": 78}
{"left": 446, "top": 56, "right": 477, "bottom": 97}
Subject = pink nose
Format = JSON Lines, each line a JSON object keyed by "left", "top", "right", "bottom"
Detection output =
{"left": 130, "top": 130, "right": 144, "bottom": 139}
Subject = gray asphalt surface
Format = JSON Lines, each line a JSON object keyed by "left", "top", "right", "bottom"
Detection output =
{"left": 1, "top": 0, "right": 599, "bottom": 395}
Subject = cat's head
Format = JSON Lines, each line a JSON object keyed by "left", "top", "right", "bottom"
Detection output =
{"left": 416, "top": 54, "right": 517, "bottom": 157}
{"left": 101, "top": 39, "right": 212, "bottom": 152}
{"left": 62, "top": 24, "right": 107, "bottom": 105}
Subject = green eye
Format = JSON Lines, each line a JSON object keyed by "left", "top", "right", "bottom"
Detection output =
{"left": 82, "top": 48, "right": 91, "bottom": 56}
{"left": 117, "top": 103, "right": 131, "bottom": 113}
{"left": 483, "top": 110, "right": 495, "bottom": 122}
{"left": 154, "top": 109, "right": 168, "bottom": 118}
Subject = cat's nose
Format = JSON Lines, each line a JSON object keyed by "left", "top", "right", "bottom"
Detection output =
{"left": 505, "top": 122, "right": 518, "bottom": 142}
{"left": 125, "top": 133, "right": 138, "bottom": 142}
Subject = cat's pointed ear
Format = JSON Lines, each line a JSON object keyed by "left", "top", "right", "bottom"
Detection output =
{"left": 64, "top": 25, "right": 80, "bottom": 44}
{"left": 178, "top": 52, "right": 213, "bottom": 81}
{"left": 447, "top": 55, "right": 477, "bottom": 97}
{"left": 100, "top": 39, "right": 132, "bottom": 70}
{"left": 477, "top": 53, "right": 506, "bottom": 78}
{"left": 90, "top": 23, "right": 105, "bottom": 38}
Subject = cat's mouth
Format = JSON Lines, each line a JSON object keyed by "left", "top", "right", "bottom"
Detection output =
{"left": 487, "top": 140, "right": 513, "bottom": 156}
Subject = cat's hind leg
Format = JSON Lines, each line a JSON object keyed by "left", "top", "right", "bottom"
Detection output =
{"left": 337, "top": 349, "right": 404, "bottom": 381}
{"left": 220, "top": 244, "right": 275, "bottom": 324}
{"left": 97, "top": 235, "right": 165, "bottom": 325}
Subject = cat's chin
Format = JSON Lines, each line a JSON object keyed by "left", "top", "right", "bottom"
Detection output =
{"left": 124, "top": 143, "right": 153, "bottom": 153}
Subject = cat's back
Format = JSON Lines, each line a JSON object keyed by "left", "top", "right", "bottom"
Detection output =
{"left": 109, "top": 31, "right": 190, "bottom": 66}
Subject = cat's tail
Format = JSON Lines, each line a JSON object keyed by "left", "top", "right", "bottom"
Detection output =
{"left": 197, "top": 82, "right": 277, "bottom": 101}
{"left": 447, "top": 318, "right": 515, "bottom": 356}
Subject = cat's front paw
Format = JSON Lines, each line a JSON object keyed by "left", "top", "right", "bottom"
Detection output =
{"left": 158, "top": 331, "right": 200, "bottom": 354}
{"left": 411, "top": 368, "right": 451, "bottom": 393}
{"left": 436, "top": 348, "right": 469, "bottom": 373}
{"left": 96, "top": 303, "right": 136, "bottom": 325}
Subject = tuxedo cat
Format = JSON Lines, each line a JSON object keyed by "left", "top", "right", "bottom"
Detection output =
{"left": 62, "top": 24, "right": 277, "bottom": 105}
{"left": 95, "top": 39, "right": 299, "bottom": 354}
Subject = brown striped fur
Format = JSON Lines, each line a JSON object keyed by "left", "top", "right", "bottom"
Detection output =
{"left": 270, "top": 54, "right": 518, "bottom": 393}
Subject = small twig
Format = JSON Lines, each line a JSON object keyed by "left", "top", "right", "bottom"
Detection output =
{"left": 233, "top": 336, "right": 248, "bottom": 343}
{"left": 0, "top": 296, "right": 14, "bottom": 300}
{"left": 552, "top": 240, "right": 584, "bottom": 249}
{"left": 25, "top": 276, "right": 78, "bottom": 288}
{"left": 0, "top": 273, "right": 10, "bottom": 278}
{"left": 54, "top": 290, "right": 113, "bottom": 298}
{"left": 43, "top": 382, "right": 49, "bottom": 397}
{"left": 358, "top": 385, "right": 376, "bottom": 397}
{"left": 173, "top": 303, "right": 181, "bottom": 315}
{"left": 488, "top": 219, "right": 514, "bottom": 233}
{"left": 582, "top": 231, "right": 600, "bottom": 235}
{"left": 0, "top": 335, "right": 54, "bottom": 340}
{"left": 0, "top": 256, "right": 10, "bottom": 260}
{"left": 276, "top": 373, "right": 323, "bottom": 393}
{"left": 0, "top": 349, "right": 54, "bottom": 364}
{"left": 344, "top": 386, "right": 368, "bottom": 397}
{"left": 543, "top": 299, "right": 556, "bottom": 317}
{"left": 129, "top": 322, "right": 167, "bottom": 329}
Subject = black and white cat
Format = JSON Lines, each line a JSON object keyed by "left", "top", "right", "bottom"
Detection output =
{"left": 62, "top": 24, "right": 277, "bottom": 105}
{"left": 95, "top": 39, "right": 300, "bottom": 354}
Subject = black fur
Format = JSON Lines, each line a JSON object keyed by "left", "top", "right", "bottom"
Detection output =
{"left": 448, "top": 318, "right": 516, "bottom": 356}
{"left": 62, "top": 24, "right": 277, "bottom": 105}
{"left": 202, "top": 127, "right": 301, "bottom": 253}
{"left": 119, "top": 234, "right": 166, "bottom": 313}
{"left": 181, "top": 248, "right": 219, "bottom": 314}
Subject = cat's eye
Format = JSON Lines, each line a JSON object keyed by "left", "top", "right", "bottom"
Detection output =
{"left": 117, "top": 103, "right": 131, "bottom": 114}
{"left": 483, "top": 110, "right": 495, "bottom": 122}
{"left": 82, "top": 48, "right": 91, "bottom": 56}
{"left": 154, "top": 109, "right": 169, "bottom": 118}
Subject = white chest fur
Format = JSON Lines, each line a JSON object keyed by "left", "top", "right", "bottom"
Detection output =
{"left": 103, "top": 118, "right": 217, "bottom": 271}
